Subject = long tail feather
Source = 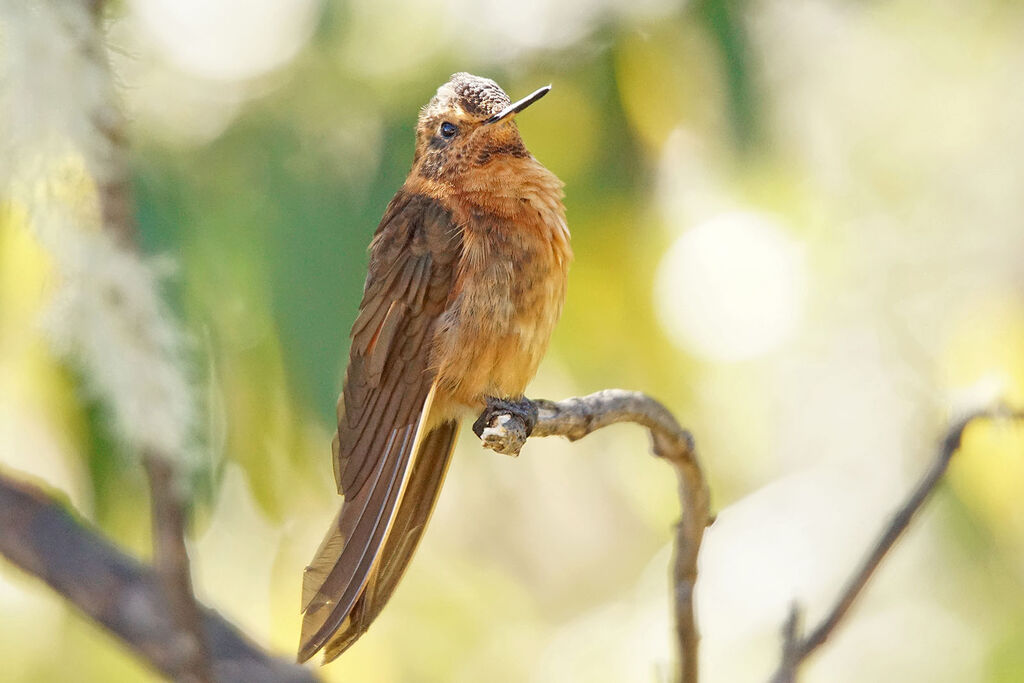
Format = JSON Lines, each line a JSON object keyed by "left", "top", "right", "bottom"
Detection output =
{"left": 322, "top": 420, "right": 458, "bottom": 661}
{"left": 298, "top": 402, "right": 458, "bottom": 662}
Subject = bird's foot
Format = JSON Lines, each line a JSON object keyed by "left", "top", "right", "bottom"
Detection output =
{"left": 473, "top": 396, "right": 538, "bottom": 437}
{"left": 472, "top": 396, "right": 538, "bottom": 456}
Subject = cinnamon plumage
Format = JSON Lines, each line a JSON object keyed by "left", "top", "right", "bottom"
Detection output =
{"left": 299, "top": 73, "right": 571, "bottom": 663}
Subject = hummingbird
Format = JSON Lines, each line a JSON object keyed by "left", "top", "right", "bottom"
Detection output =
{"left": 298, "top": 73, "right": 572, "bottom": 663}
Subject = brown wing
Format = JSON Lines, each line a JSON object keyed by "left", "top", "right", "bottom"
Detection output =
{"left": 298, "top": 191, "right": 461, "bottom": 663}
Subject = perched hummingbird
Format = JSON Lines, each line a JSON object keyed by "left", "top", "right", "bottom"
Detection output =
{"left": 298, "top": 73, "right": 572, "bottom": 663}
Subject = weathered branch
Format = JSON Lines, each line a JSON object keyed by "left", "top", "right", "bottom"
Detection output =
{"left": 475, "top": 389, "right": 711, "bottom": 683}
{"left": 0, "top": 470, "right": 317, "bottom": 683}
{"left": 768, "top": 409, "right": 1024, "bottom": 683}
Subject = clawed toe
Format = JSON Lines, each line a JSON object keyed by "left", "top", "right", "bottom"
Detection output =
{"left": 472, "top": 396, "right": 538, "bottom": 438}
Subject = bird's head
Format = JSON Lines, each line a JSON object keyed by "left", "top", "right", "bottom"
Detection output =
{"left": 412, "top": 73, "right": 550, "bottom": 183}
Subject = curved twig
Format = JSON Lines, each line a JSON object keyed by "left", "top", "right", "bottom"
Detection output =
{"left": 476, "top": 389, "right": 711, "bottom": 683}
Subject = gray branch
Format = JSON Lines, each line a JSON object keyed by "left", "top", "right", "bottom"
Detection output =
{"left": 0, "top": 471, "right": 317, "bottom": 683}
{"left": 475, "top": 389, "right": 712, "bottom": 683}
{"left": 768, "top": 408, "right": 1024, "bottom": 683}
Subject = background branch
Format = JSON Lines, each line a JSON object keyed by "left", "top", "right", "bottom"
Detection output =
{"left": 83, "top": 4, "right": 213, "bottom": 680}
{"left": 475, "top": 389, "right": 712, "bottom": 683}
{"left": 143, "top": 454, "right": 214, "bottom": 683}
{"left": 0, "top": 470, "right": 317, "bottom": 683}
{"left": 769, "top": 409, "right": 1024, "bottom": 683}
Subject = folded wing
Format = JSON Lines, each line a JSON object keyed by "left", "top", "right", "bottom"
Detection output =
{"left": 298, "top": 192, "right": 462, "bottom": 663}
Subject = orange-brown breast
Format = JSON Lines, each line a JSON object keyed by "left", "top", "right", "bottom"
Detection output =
{"left": 414, "top": 155, "right": 571, "bottom": 414}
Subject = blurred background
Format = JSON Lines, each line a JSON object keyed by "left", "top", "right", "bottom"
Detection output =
{"left": 3, "top": 0, "right": 1024, "bottom": 681}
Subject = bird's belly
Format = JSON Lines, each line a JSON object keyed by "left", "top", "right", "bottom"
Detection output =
{"left": 432, "top": 223, "right": 569, "bottom": 412}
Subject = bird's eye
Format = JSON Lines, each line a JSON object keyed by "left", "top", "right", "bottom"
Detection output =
{"left": 439, "top": 121, "right": 457, "bottom": 138}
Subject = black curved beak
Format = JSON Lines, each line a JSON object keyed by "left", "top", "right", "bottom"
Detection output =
{"left": 483, "top": 85, "right": 552, "bottom": 125}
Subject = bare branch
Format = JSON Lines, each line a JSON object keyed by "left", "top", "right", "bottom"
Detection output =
{"left": 0, "top": 470, "right": 317, "bottom": 682}
{"left": 769, "top": 409, "right": 1024, "bottom": 683}
{"left": 475, "top": 389, "right": 712, "bottom": 683}
{"left": 144, "top": 455, "right": 214, "bottom": 683}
